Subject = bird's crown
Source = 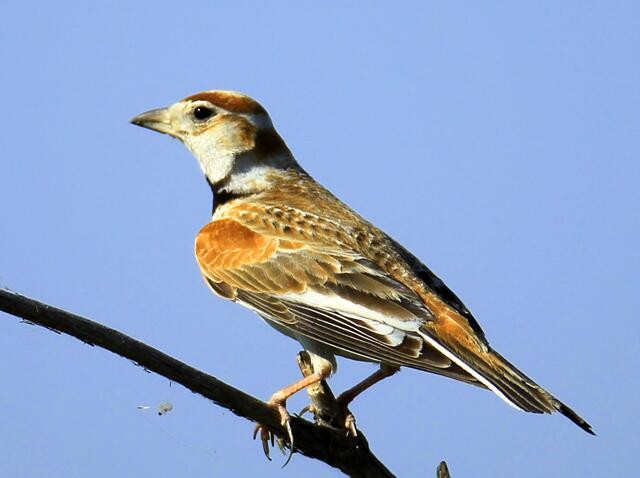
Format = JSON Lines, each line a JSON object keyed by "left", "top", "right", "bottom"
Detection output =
{"left": 182, "top": 90, "right": 267, "bottom": 115}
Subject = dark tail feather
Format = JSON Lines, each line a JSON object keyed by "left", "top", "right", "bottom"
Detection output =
{"left": 419, "top": 329, "right": 595, "bottom": 434}
{"left": 480, "top": 349, "right": 595, "bottom": 435}
{"left": 555, "top": 401, "right": 595, "bottom": 435}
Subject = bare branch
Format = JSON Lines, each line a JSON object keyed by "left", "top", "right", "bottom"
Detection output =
{"left": 0, "top": 287, "right": 395, "bottom": 477}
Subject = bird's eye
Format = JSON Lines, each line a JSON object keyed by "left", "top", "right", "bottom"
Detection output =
{"left": 193, "top": 106, "right": 214, "bottom": 121}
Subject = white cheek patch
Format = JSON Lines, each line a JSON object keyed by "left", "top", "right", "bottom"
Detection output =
{"left": 185, "top": 133, "right": 236, "bottom": 184}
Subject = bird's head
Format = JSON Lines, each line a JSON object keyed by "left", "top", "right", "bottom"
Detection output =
{"left": 131, "top": 90, "right": 297, "bottom": 194}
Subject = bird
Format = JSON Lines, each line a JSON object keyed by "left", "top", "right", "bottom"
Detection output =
{"left": 131, "top": 90, "right": 594, "bottom": 453}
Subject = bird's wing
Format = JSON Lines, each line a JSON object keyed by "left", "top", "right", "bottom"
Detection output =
{"left": 196, "top": 201, "right": 593, "bottom": 433}
{"left": 195, "top": 204, "right": 482, "bottom": 385}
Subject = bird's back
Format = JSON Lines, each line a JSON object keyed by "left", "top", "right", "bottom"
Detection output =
{"left": 209, "top": 167, "right": 593, "bottom": 434}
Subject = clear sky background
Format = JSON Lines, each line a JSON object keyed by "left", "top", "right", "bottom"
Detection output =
{"left": 1, "top": 2, "right": 638, "bottom": 477}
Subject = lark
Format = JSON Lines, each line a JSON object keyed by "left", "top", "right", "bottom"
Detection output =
{"left": 131, "top": 90, "right": 593, "bottom": 454}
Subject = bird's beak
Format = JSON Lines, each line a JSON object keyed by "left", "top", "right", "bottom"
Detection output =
{"left": 130, "top": 107, "right": 175, "bottom": 136}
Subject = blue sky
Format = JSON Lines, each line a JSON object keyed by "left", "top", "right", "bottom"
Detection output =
{"left": 1, "top": 1, "right": 638, "bottom": 477}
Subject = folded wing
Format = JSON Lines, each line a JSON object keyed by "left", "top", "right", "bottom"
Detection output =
{"left": 195, "top": 209, "right": 482, "bottom": 386}
{"left": 195, "top": 202, "right": 593, "bottom": 434}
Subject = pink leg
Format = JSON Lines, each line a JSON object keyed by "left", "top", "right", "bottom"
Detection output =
{"left": 336, "top": 364, "right": 400, "bottom": 436}
{"left": 337, "top": 364, "right": 400, "bottom": 407}
{"left": 254, "top": 367, "right": 331, "bottom": 461}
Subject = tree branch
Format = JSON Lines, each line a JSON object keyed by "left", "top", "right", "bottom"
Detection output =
{"left": 0, "top": 287, "right": 394, "bottom": 477}
{"left": 1, "top": 287, "right": 451, "bottom": 477}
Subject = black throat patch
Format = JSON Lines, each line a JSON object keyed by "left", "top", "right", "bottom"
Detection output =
{"left": 207, "top": 178, "right": 252, "bottom": 214}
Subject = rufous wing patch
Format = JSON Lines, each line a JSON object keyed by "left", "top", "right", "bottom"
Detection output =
{"left": 196, "top": 219, "right": 278, "bottom": 271}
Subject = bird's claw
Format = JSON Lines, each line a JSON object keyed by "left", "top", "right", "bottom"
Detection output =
{"left": 301, "top": 396, "right": 358, "bottom": 436}
{"left": 297, "top": 404, "right": 317, "bottom": 419}
{"left": 344, "top": 411, "right": 358, "bottom": 437}
{"left": 252, "top": 424, "right": 275, "bottom": 460}
{"left": 253, "top": 398, "right": 295, "bottom": 466}
{"left": 336, "top": 395, "right": 358, "bottom": 437}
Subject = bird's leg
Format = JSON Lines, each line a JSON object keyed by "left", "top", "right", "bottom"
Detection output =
{"left": 254, "top": 368, "right": 330, "bottom": 461}
{"left": 336, "top": 364, "right": 400, "bottom": 436}
{"left": 296, "top": 351, "right": 341, "bottom": 427}
{"left": 337, "top": 364, "right": 400, "bottom": 405}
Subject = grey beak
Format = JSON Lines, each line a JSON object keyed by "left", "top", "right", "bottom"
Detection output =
{"left": 130, "top": 107, "right": 175, "bottom": 135}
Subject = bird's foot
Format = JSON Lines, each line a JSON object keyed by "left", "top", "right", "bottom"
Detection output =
{"left": 253, "top": 396, "right": 295, "bottom": 465}
{"left": 335, "top": 395, "right": 358, "bottom": 437}
{"left": 300, "top": 397, "right": 357, "bottom": 436}
{"left": 343, "top": 410, "right": 357, "bottom": 437}
{"left": 298, "top": 403, "right": 316, "bottom": 419}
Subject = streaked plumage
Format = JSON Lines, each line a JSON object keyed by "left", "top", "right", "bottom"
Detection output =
{"left": 131, "top": 90, "right": 593, "bottom": 441}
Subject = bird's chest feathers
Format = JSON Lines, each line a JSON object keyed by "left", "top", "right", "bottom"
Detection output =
{"left": 195, "top": 219, "right": 277, "bottom": 271}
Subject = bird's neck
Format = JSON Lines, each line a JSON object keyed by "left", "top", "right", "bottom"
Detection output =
{"left": 206, "top": 137, "right": 301, "bottom": 214}
{"left": 207, "top": 179, "right": 251, "bottom": 214}
{"left": 206, "top": 157, "right": 289, "bottom": 212}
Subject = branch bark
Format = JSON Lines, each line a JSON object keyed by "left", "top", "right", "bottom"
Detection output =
{"left": 0, "top": 287, "right": 394, "bottom": 476}
{"left": 0, "top": 287, "right": 451, "bottom": 477}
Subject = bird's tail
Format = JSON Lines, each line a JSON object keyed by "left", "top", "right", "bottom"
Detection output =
{"left": 418, "top": 329, "right": 594, "bottom": 435}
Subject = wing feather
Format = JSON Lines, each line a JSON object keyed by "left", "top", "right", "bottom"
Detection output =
{"left": 196, "top": 210, "right": 484, "bottom": 387}
{"left": 195, "top": 181, "right": 593, "bottom": 433}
